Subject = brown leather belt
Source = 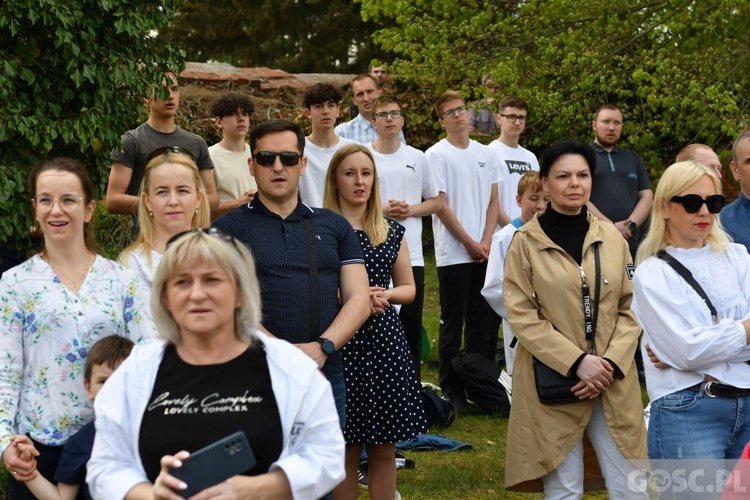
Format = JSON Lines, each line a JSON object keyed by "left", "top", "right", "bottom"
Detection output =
{"left": 685, "top": 381, "right": 750, "bottom": 398}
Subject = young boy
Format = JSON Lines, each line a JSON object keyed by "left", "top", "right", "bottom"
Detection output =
{"left": 11, "top": 335, "right": 135, "bottom": 500}
{"left": 481, "top": 171, "right": 547, "bottom": 375}
{"left": 209, "top": 92, "right": 258, "bottom": 218}
{"left": 299, "top": 82, "right": 358, "bottom": 207}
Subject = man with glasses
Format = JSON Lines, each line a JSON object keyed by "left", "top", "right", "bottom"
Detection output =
{"left": 587, "top": 103, "right": 653, "bottom": 261}
{"left": 489, "top": 96, "right": 539, "bottom": 225}
{"left": 427, "top": 91, "right": 500, "bottom": 412}
{"left": 106, "top": 72, "right": 219, "bottom": 219}
{"left": 213, "top": 119, "right": 370, "bottom": 433}
{"left": 299, "top": 83, "right": 358, "bottom": 207}
{"left": 335, "top": 74, "right": 405, "bottom": 145}
{"left": 367, "top": 94, "right": 441, "bottom": 381}
{"left": 722, "top": 130, "right": 750, "bottom": 252}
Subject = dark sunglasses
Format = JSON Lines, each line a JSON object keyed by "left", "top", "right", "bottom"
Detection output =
{"left": 147, "top": 146, "right": 196, "bottom": 163}
{"left": 670, "top": 194, "right": 725, "bottom": 214}
{"left": 253, "top": 151, "right": 301, "bottom": 167}
{"left": 166, "top": 227, "right": 240, "bottom": 250}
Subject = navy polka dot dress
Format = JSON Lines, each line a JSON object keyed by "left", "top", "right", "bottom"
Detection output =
{"left": 342, "top": 218, "right": 427, "bottom": 445}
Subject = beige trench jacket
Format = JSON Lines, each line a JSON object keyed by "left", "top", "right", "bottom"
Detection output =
{"left": 503, "top": 213, "right": 647, "bottom": 492}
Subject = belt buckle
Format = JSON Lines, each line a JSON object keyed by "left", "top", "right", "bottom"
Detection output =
{"left": 704, "top": 381, "right": 718, "bottom": 398}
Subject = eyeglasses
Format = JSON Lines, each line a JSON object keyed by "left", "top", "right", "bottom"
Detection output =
{"left": 499, "top": 114, "right": 526, "bottom": 123}
{"left": 441, "top": 105, "right": 467, "bottom": 119}
{"left": 670, "top": 194, "right": 725, "bottom": 214}
{"left": 374, "top": 110, "right": 403, "bottom": 120}
{"left": 166, "top": 227, "right": 240, "bottom": 251}
{"left": 32, "top": 195, "right": 84, "bottom": 212}
{"left": 146, "top": 146, "right": 196, "bottom": 163}
{"left": 253, "top": 151, "right": 301, "bottom": 167}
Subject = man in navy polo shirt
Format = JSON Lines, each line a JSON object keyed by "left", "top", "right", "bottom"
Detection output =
{"left": 587, "top": 104, "right": 653, "bottom": 260}
{"left": 213, "top": 120, "right": 370, "bottom": 429}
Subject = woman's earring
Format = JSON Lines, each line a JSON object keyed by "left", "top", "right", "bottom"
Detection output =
{"left": 149, "top": 211, "right": 153, "bottom": 218}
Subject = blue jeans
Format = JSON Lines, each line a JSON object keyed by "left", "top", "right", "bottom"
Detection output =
{"left": 648, "top": 385, "right": 750, "bottom": 459}
{"left": 321, "top": 353, "right": 346, "bottom": 431}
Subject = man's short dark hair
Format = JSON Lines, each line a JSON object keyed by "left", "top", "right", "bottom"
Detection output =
{"left": 211, "top": 93, "right": 254, "bottom": 118}
{"left": 499, "top": 96, "right": 528, "bottom": 113}
{"left": 303, "top": 83, "right": 342, "bottom": 109}
{"left": 249, "top": 120, "right": 305, "bottom": 156}
{"left": 84, "top": 335, "right": 135, "bottom": 383}
{"left": 594, "top": 103, "right": 621, "bottom": 120}
{"left": 540, "top": 138, "right": 597, "bottom": 179}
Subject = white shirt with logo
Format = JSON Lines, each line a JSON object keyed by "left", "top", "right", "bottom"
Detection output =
{"left": 426, "top": 139, "right": 500, "bottom": 267}
{"left": 488, "top": 140, "right": 539, "bottom": 221}
{"left": 366, "top": 143, "right": 439, "bottom": 267}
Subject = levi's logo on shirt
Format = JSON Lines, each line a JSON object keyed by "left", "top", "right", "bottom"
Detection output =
{"left": 506, "top": 160, "right": 532, "bottom": 175}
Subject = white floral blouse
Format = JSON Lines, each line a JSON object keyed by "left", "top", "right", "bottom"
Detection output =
{"left": 0, "top": 254, "right": 157, "bottom": 454}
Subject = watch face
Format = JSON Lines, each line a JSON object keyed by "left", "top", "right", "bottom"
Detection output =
{"left": 628, "top": 221, "right": 637, "bottom": 230}
{"left": 319, "top": 338, "right": 335, "bottom": 355}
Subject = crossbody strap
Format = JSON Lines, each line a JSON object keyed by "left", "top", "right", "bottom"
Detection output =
{"left": 580, "top": 243, "right": 601, "bottom": 354}
{"left": 657, "top": 249, "right": 718, "bottom": 323}
{"left": 303, "top": 217, "right": 320, "bottom": 338}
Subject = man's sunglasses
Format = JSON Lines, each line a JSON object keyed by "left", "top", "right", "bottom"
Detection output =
{"left": 146, "top": 146, "right": 196, "bottom": 163}
{"left": 253, "top": 151, "right": 301, "bottom": 167}
{"left": 670, "top": 194, "right": 725, "bottom": 214}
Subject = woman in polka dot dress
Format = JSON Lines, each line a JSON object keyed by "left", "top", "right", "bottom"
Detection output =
{"left": 324, "top": 144, "right": 426, "bottom": 500}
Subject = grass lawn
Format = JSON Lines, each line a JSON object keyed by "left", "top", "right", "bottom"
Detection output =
{"left": 0, "top": 250, "right": 612, "bottom": 499}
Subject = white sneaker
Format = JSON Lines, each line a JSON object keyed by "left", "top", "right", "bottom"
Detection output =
{"left": 394, "top": 490, "right": 402, "bottom": 500}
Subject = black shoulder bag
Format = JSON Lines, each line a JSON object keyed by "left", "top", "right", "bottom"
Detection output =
{"left": 656, "top": 250, "right": 718, "bottom": 324}
{"left": 533, "top": 244, "right": 601, "bottom": 404}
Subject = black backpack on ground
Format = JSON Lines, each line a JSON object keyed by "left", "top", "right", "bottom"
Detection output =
{"left": 420, "top": 386, "right": 456, "bottom": 428}
{"left": 452, "top": 352, "right": 511, "bottom": 416}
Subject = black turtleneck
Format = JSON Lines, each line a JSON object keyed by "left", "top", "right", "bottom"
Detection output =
{"left": 538, "top": 203, "right": 590, "bottom": 264}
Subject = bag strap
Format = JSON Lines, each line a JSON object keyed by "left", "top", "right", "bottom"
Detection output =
{"left": 657, "top": 250, "right": 718, "bottom": 324}
{"left": 591, "top": 243, "right": 601, "bottom": 354}
{"left": 303, "top": 217, "right": 320, "bottom": 338}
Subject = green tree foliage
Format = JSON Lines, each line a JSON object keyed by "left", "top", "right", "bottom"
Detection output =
{"left": 0, "top": 0, "right": 184, "bottom": 254}
{"left": 358, "top": 0, "right": 750, "bottom": 176}
{"left": 159, "top": 0, "right": 390, "bottom": 73}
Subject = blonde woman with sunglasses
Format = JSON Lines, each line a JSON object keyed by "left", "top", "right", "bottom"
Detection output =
{"left": 632, "top": 160, "right": 750, "bottom": 461}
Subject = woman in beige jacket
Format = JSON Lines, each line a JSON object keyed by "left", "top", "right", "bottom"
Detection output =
{"left": 503, "top": 139, "right": 647, "bottom": 498}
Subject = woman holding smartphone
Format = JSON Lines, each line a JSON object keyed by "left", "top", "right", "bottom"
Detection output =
{"left": 87, "top": 229, "right": 345, "bottom": 499}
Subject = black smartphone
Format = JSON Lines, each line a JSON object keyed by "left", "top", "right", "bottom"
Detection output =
{"left": 169, "top": 431, "right": 257, "bottom": 498}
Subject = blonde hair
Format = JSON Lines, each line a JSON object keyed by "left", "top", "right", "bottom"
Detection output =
{"left": 636, "top": 160, "right": 730, "bottom": 265}
{"left": 151, "top": 230, "right": 261, "bottom": 345}
{"left": 323, "top": 144, "right": 389, "bottom": 246}
{"left": 120, "top": 152, "right": 210, "bottom": 267}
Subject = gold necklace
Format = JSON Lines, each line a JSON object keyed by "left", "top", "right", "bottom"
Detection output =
{"left": 46, "top": 254, "right": 93, "bottom": 291}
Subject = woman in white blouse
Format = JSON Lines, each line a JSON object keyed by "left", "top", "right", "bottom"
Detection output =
{"left": 0, "top": 158, "right": 155, "bottom": 499}
{"left": 119, "top": 147, "right": 210, "bottom": 290}
{"left": 632, "top": 160, "right": 750, "bottom": 459}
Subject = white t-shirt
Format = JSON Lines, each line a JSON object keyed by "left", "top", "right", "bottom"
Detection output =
{"left": 487, "top": 140, "right": 539, "bottom": 220}
{"left": 300, "top": 136, "right": 359, "bottom": 208}
{"left": 119, "top": 246, "right": 162, "bottom": 293}
{"left": 426, "top": 138, "right": 500, "bottom": 267}
{"left": 208, "top": 144, "right": 256, "bottom": 202}
{"left": 366, "top": 143, "right": 439, "bottom": 267}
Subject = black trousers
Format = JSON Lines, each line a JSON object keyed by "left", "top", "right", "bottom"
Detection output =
{"left": 437, "top": 262, "right": 494, "bottom": 393}
{"left": 398, "top": 266, "right": 425, "bottom": 382}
